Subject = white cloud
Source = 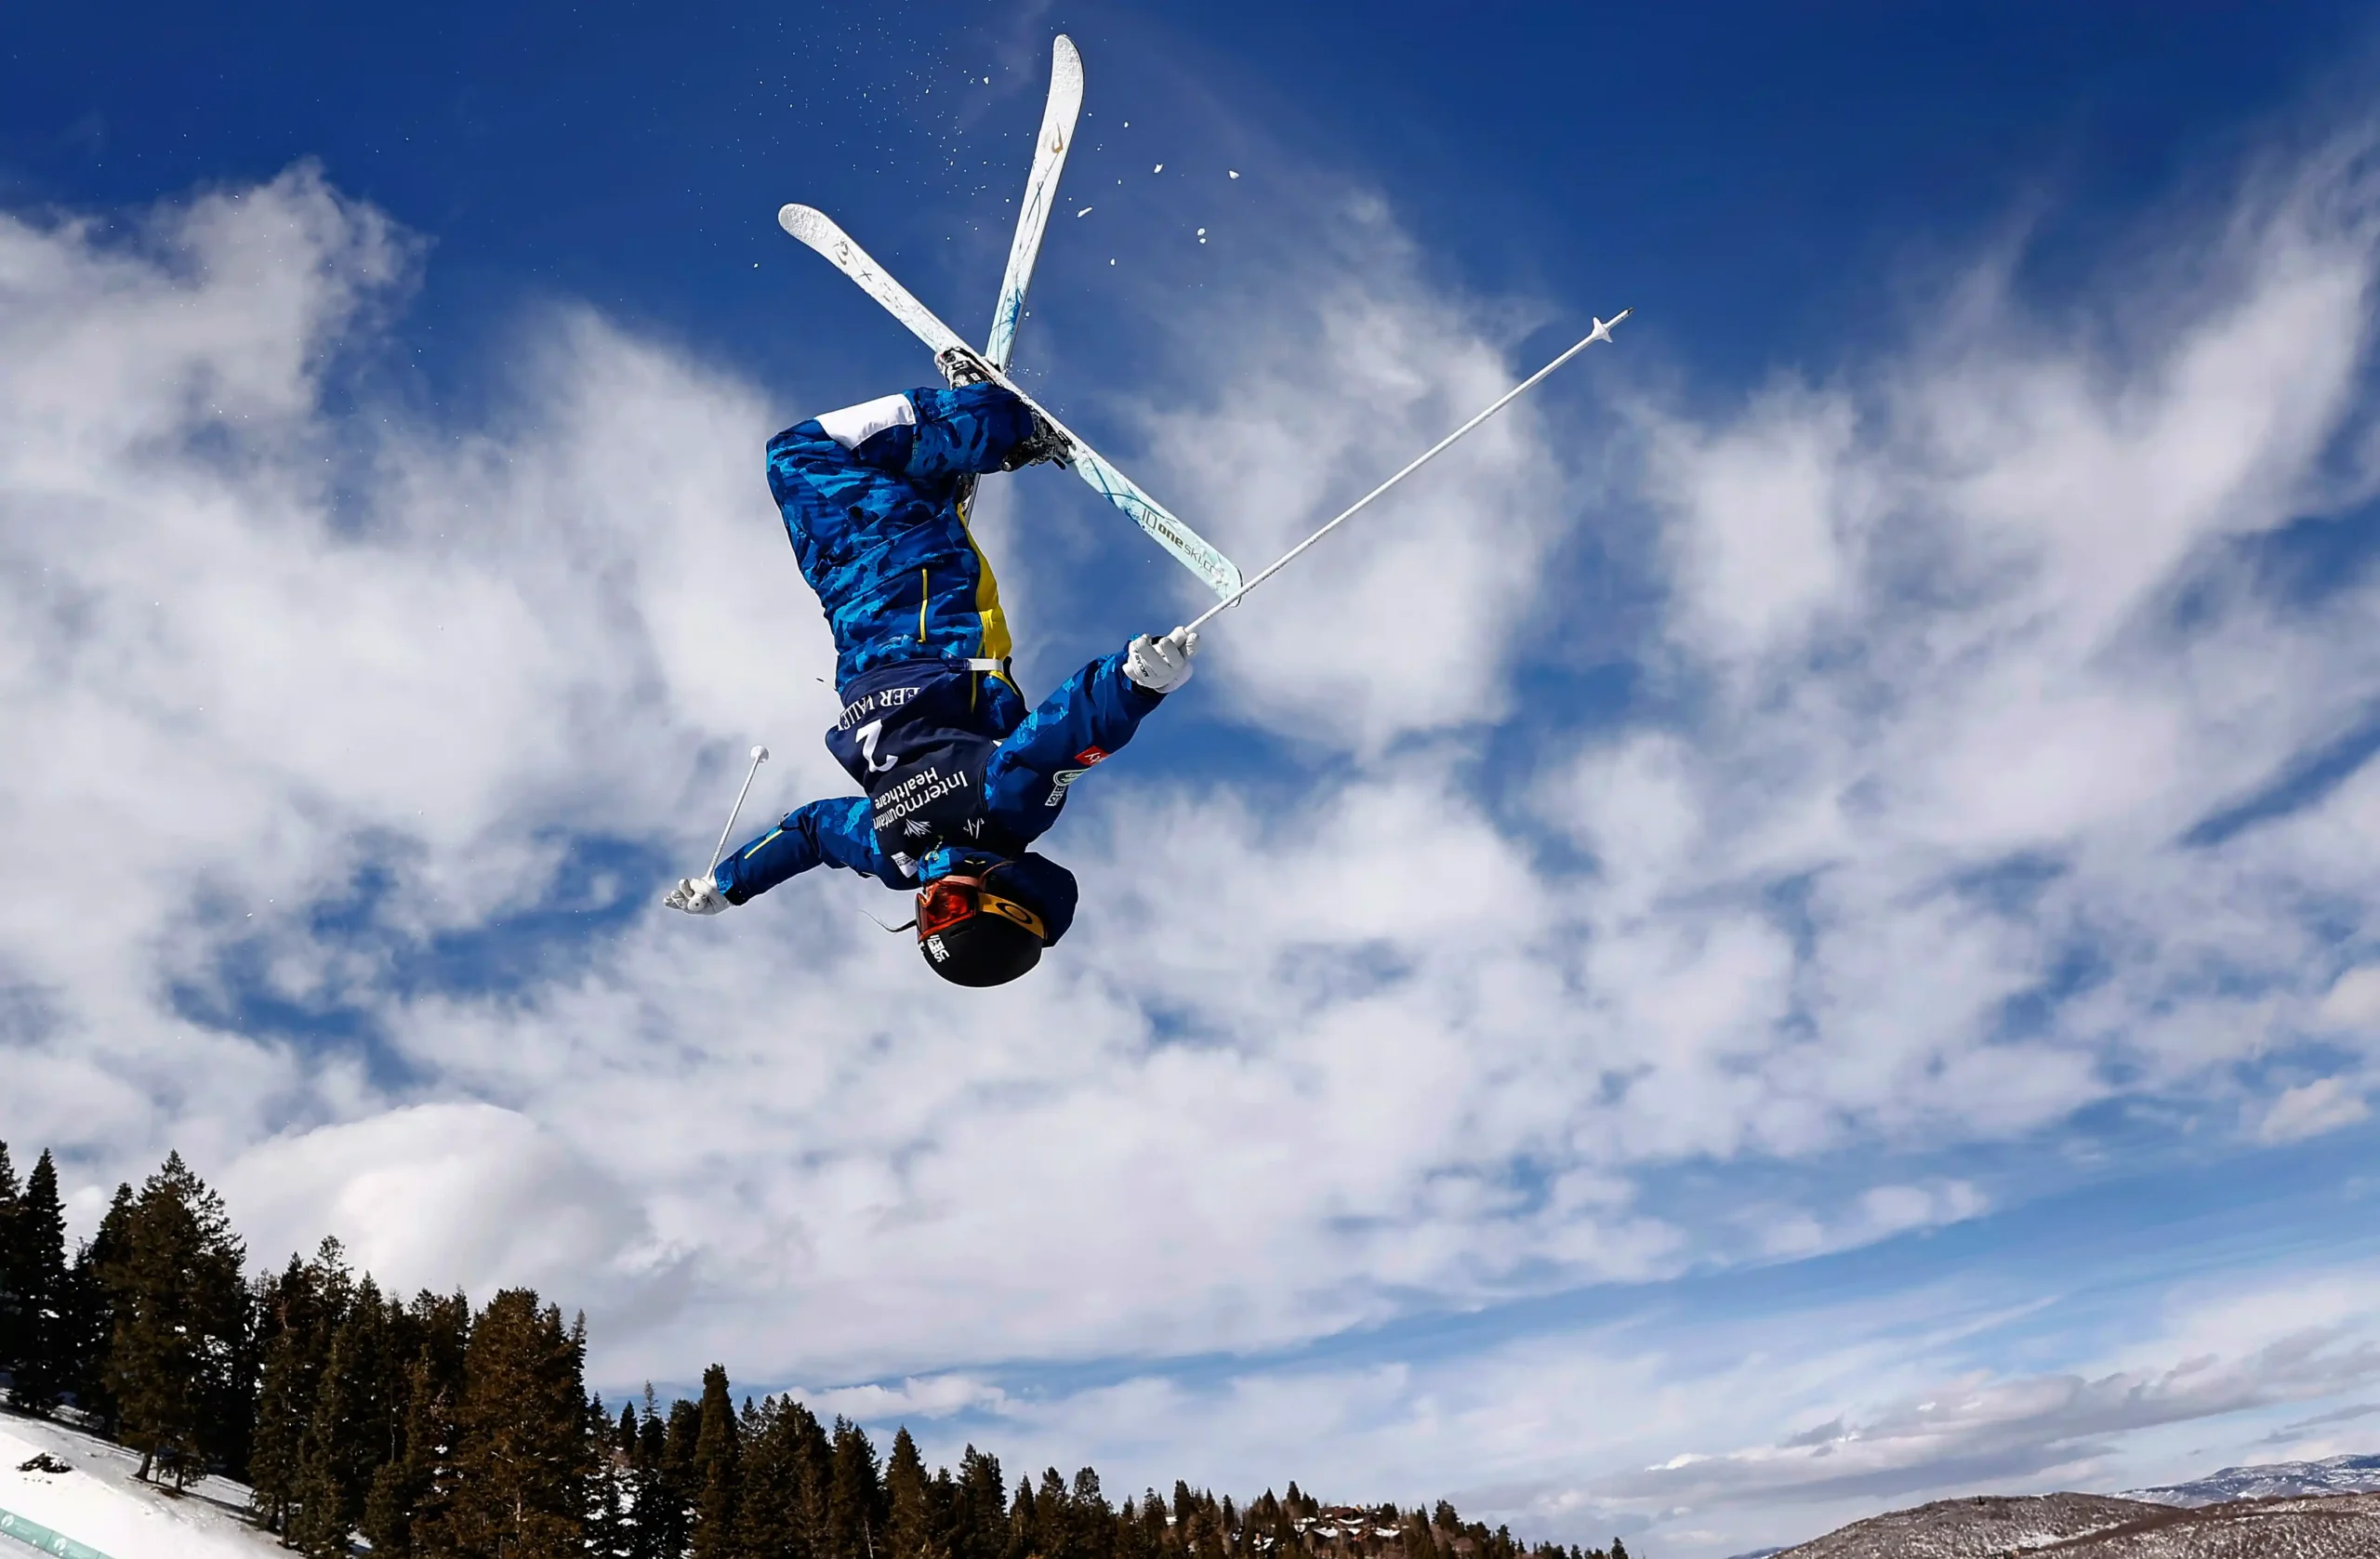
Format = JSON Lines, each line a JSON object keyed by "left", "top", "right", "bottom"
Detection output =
{"left": 1136, "top": 195, "right": 1570, "bottom": 755}
{"left": 2318, "top": 964, "right": 2380, "bottom": 1031}
{"left": 792, "top": 1375, "right": 1010, "bottom": 1422}
{"left": 1649, "top": 386, "right": 1867, "bottom": 667}
{"left": 1750, "top": 1181, "right": 1990, "bottom": 1259}
{"left": 218, "top": 1102, "right": 659, "bottom": 1298}
{"left": 2257, "top": 1077, "right": 2372, "bottom": 1143}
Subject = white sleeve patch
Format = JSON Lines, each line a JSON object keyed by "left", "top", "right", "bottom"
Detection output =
{"left": 816, "top": 391, "right": 918, "bottom": 451}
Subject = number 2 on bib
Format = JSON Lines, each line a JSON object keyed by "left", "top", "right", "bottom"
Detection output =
{"left": 855, "top": 719, "right": 897, "bottom": 773}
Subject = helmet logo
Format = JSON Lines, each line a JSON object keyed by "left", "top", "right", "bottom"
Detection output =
{"left": 926, "top": 934, "right": 950, "bottom": 962}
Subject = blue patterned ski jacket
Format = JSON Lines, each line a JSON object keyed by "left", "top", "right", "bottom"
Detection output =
{"left": 709, "top": 383, "right": 1176, "bottom": 941}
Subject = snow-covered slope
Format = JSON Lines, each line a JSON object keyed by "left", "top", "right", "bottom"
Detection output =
{"left": 0, "top": 1411, "right": 281, "bottom": 1559}
{"left": 1774, "top": 1492, "right": 2161, "bottom": 1557}
{"left": 1773, "top": 1490, "right": 2380, "bottom": 1558}
{"left": 2120, "top": 1452, "right": 2380, "bottom": 1508}
{"left": 2055, "top": 1493, "right": 2380, "bottom": 1555}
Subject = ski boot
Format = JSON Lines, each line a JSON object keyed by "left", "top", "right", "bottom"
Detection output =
{"left": 937, "top": 346, "right": 995, "bottom": 388}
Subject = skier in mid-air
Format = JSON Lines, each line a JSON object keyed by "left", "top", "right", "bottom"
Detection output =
{"left": 663, "top": 359, "right": 1199, "bottom": 987}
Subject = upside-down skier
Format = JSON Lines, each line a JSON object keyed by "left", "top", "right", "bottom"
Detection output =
{"left": 663, "top": 358, "right": 1199, "bottom": 988}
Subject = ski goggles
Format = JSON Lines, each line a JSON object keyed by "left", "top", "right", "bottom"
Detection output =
{"left": 915, "top": 874, "right": 1049, "bottom": 943}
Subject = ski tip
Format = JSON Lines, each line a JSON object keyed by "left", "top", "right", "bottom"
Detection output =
{"left": 777, "top": 203, "right": 826, "bottom": 238}
{"left": 1050, "top": 33, "right": 1084, "bottom": 99}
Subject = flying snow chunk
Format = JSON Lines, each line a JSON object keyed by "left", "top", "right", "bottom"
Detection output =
{"left": 1078, "top": 206, "right": 1093, "bottom": 217}
{"left": 1229, "top": 170, "right": 1241, "bottom": 178}
{"left": 1154, "top": 163, "right": 1164, "bottom": 173}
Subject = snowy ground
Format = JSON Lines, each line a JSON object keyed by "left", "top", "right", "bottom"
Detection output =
{"left": 0, "top": 1410, "right": 279, "bottom": 1559}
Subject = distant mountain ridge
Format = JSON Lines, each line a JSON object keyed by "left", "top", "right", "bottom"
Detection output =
{"left": 1773, "top": 1490, "right": 2380, "bottom": 1556}
{"left": 1726, "top": 1451, "right": 2380, "bottom": 1558}
{"left": 2118, "top": 1450, "right": 2380, "bottom": 1507}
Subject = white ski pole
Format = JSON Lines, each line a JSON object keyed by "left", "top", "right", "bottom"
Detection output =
{"left": 1185, "top": 310, "right": 1631, "bottom": 634}
{"left": 707, "top": 745, "right": 771, "bottom": 876}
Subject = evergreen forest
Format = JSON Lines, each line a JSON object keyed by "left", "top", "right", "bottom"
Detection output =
{"left": 0, "top": 1139, "right": 1630, "bottom": 1559}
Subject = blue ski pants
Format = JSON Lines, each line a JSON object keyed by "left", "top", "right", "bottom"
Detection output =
{"left": 765, "top": 383, "right": 1038, "bottom": 690}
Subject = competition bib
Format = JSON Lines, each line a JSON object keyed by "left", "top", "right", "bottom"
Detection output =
{"left": 824, "top": 665, "right": 1004, "bottom": 875}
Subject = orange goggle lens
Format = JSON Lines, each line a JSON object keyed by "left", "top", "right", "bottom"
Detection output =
{"left": 915, "top": 879, "right": 1048, "bottom": 943}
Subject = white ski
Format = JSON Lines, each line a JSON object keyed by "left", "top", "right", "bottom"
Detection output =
{"left": 987, "top": 34, "right": 1082, "bottom": 371}
{"left": 778, "top": 202, "right": 1243, "bottom": 600}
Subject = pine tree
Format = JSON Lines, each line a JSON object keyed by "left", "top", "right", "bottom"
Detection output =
{"left": 1136, "top": 1489, "right": 1168, "bottom": 1559}
{"left": 287, "top": 1276, "right": 398, "bottom": 1556}
{"left": 417, "top": 1289, "right": 591, "bottom": 1558}
{"left": 655, "top": 1394, "right": 702, "bottom": 1558}
{"left": 1070, "top": 1468, "right": 1114, "bottom": 1559}
{"left": 60, "top": 1183, "right": 130, "bottom": 1432}
{"left": 588, "top": 1392, "right": 634, "bottom": 1559}
{"left": 248, "top": 1239, "right": 355, "bottom": 1530}
{"left": 1032, "top": 1468, "right": 1073, "bottom": 1559}
{"left": 0, "top": 1139, "right": 20, "bottom": 1381}
{"left": 360, "top": 1287, "right": 470, "bottom": 1558}
{"left": 218, "top": 1268, "right": 266, "bottom": 1483}
{"left": 738, "top": 1394, "right": 832, "bottom": 1559}
{"left": 932, "top": 1467, "right": 961, "bottom": 1559}
{"left": 732, "top": 1395, "right": 795, "bottom": 1559}
{"left": 7, "top": 1150, "right": 71, "bottom": 1415}
{"left": 1004, "top": 1476, "right": 1040, "bottom": 1559}
{"left": 617, "top": 1400, "right": 641, "bottom": 1462}
{"left": 1117, "top": 1498, "right": 1154, "bottom": 1559}
{"left": 829, "top": 1418, "right": 885, "bottom": 1559}
{"left": 953, "top": 1446, "right": 1007, "bottom": 1559}
{"left": 602, "top": 1397, "right": 642, "bottom": 1559}
{"left": 1605, "top": 1543, "right": 1625, "bottom": 1559}
{"left": 1184, "top": 1494, "right": 1227, "bottom": 1559}
{"left": 106, "top": 1152, "right": 247, "bottom": 1486}
{"left": 885, "top": 1427, "right": 944, "bottom": 1559}
{"left": 794, "top": 1402, "right": 838, "bottom": 1559}
{"left": 363, "top": 1349, "right": 440, "bottom": 1558}
{"left": 690, "top": 1364, "right": 742, "bottom": 1559}
{"left": 625, "top": 1389, "right": 675, "bottom": 1559}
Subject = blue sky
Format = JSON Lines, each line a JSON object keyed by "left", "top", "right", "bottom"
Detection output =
{"left": 8, "top": 4, "right": 2380, "bottom": 1556}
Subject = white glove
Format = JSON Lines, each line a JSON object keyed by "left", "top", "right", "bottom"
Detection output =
{"left": 664, "top": 875, "right": 729, "bottom": 915}
{"left": 1124, "top": 627, "right": 1199, "bottom": 694}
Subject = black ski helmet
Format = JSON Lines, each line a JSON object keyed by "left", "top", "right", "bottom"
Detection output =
{"left": 915, "top": 869, "right": 1050, "bottom": 987}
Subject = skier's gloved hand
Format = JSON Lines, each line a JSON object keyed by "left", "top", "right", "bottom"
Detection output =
{"left": 1124, "top": 627, "right": 1199, "bottom": 694}
{"left": 664, "top": 874, "right": 730, "bottom": 916}
{"left": 1000, "top": 409, "right": 1071, "bottom": 471}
